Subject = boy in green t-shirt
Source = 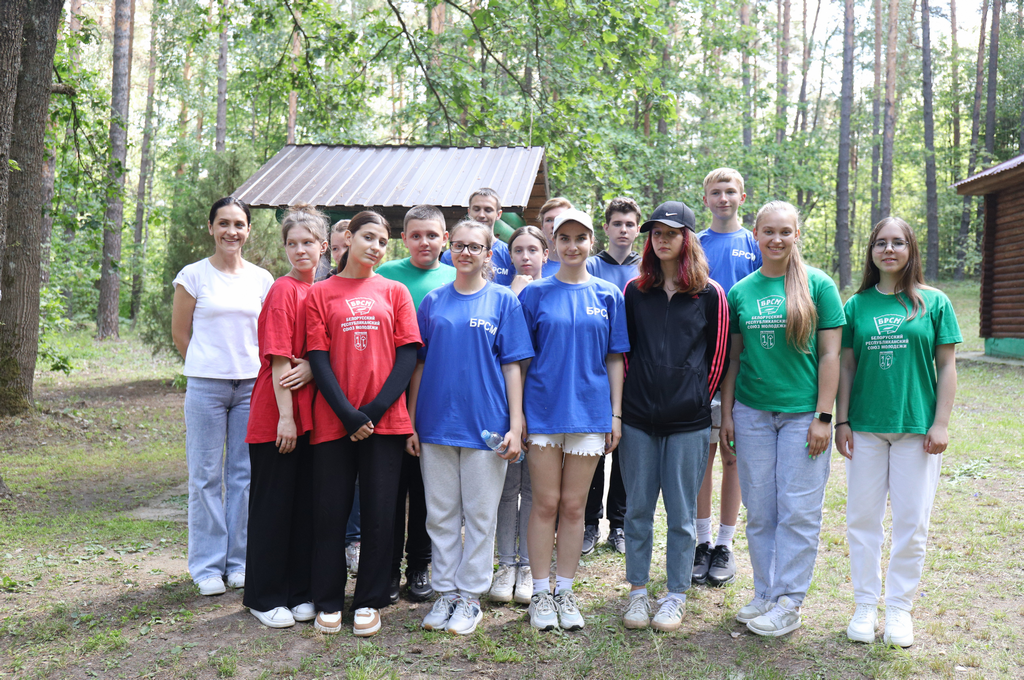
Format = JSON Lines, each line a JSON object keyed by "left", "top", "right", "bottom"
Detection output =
{"left": 376, "top": 205, "right": 456, "bottom": 605}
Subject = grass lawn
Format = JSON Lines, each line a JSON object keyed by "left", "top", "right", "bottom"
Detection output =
{"left": 1, "top": 281, "right": 1021, "bottom": 679}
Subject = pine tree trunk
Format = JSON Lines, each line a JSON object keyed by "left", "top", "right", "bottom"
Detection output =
{"left": 0, "top": 0, "right": 27, "bottom": 269}
{"left": 870, "top": 0, "right": 882, "bottom": 227}
{"left": 921, "top": 0, "right": 939, "bottom": 280}
{"left": 879, "top": 0, "right": 899, "bottom": 219}
{"left": 287, "top": 26, "right": 300, "bottom": 145}
{"left": 984, "top": 0, "right": 1000, "bottom": 159}
{"left": 950, "top": 0, "right": 960, "bottom": 155}
{"left": 0, "top": 0, "right": 64, "bottom": 415}
{"left": 794, "top": 0, "right": 821, "bottom": 136}
{"left": 955, "top": 0, "right": 988, "bottom": 280}
{"left": 215, "top": 0, "right": 228, "bottom": 152}
{"left": 740, "top": 1, "right": 753, "bottom": 151}
{"left": 96, "top": 0, "right": 132, "bottom": 340}
{"left": 130, "top": 7, "right": 158, "bottom": 323}
{"left": 39, "top": 142, "right": 55, "bottom": 284}
{"left": 775, "top": 0, "right": 791, "bottom": 144}
{"left": 835, "top": 0, "right": 855, "bottom": 289}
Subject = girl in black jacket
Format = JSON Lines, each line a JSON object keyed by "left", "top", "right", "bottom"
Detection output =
{"left": 617, "top": 201, "right": 731, "bottom": 633}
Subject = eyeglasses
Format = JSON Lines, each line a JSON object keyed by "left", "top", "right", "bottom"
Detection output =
{"left": 872, "top": 239, "right": 908, "bottom": 252}
{"left": 450, "top": 242, "right": 486, "bottom": 255}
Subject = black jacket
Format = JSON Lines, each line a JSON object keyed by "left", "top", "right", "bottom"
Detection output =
{"left": 622, "top": 279, "right": 730, "bottom": 435}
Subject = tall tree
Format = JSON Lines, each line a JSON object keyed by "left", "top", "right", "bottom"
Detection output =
{"left": 0, "top": 0, "right": 64, "bottom": 414}
{"left": 96, "top": 0, "right": 133, "bottom": 339}
{"left": 131, "top": 5, "right": 159, "bottom": 323}
{"left": 879, "top": 0, "right": 899, "bottom": 218}
{"left": 955, "top": 0, "right": 988, "bottom": 279}
{"left": 870, "top": 0, "right": 883, "bottom": 227}
{"left": 215, "top": 0, "right": 228, "bottom": 152}
{"left": 921, "top": 0, "right": 939, "bottom": 279}
{"left": 835, "top": 0, "right": 854, "bottom": 288}
{"left": 984, "top": 0, "right": 1000, "bottom": 159}
{"left": 287, "top": 22, "right": 300, "bottom": 144}
{"left": 775, "top": 0, "right": 792, "bottom": 144}
{"left": 0, "top": 0, "right": 27, "bottom": 270}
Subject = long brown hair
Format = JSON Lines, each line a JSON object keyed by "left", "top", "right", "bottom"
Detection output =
{"left": 338, "top": 211, "right": 389, "bottom": 272}
{"left": 856, "top": 216, "right": 927, "bottom": 320}
{"left": 755, "top": 201, "right": 817, "bottom": 353}
{"left": 634, "top": 226, "right": 710, "bottom": 295}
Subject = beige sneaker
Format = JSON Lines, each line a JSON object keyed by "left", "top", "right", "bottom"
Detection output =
{"left": 314, "top": 610, "right": 342, "bottom": 634}
{"left": 353, "top": 607, "right": 381, "bottom": 637}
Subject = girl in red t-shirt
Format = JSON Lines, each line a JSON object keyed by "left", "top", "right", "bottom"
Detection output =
{"left": 243, "top": 206, "right": 326, "bottom": 628}
{"left": 305, "top": 211, "right": 422, "bottom": 637}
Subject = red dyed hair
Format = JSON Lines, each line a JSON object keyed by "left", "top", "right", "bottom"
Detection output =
{"left": 634, "top": 228, "right": 710, "bottom": 295}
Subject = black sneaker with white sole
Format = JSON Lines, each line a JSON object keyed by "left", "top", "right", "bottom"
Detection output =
{"left": 606, "top": 527, "right": 626, "bottom": 554}
{"left": 691, "top": 542, "right": 712, "bottom": 584}
{"left": 707, "top": 544, "right": 736, "bottom": 586}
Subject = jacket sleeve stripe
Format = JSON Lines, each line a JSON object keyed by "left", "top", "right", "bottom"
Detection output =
{"left": 707, "top": 280, "right": 729, "bottom": 396}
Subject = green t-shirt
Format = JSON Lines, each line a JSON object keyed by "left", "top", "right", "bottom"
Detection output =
{"left": 376, "top": 257, "right": 457, "bottom": 310}
{"left": 728, "top": 266, "right": 846, "bottom": 412}
{"left": 841, "top": 287, "right": 961, "bottom": 434}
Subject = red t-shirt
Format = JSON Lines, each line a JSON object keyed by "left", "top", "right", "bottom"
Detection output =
{"left": 305, "top": 275, "right": 422, "bottom": 445}
{"left": 246, "top": 275, "right": 316, "bottom": 444}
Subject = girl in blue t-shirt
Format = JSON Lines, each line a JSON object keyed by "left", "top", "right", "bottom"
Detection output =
{"left": 509, "top": 225, "right": 550, "bottom": 295}
{"left": 406, "top": 220, "right": 535, "bottom": 636}
{"left": 519, "top": 209, "right": 629, "bottom": 632}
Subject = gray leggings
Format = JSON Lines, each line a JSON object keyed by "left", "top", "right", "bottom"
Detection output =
{"left": 495, "top": 460, "right": 531, "bottom": 566}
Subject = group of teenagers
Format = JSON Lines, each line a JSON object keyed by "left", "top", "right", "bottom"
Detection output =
{"left": 170, "top": 167, "right": 961, "bottom": 649}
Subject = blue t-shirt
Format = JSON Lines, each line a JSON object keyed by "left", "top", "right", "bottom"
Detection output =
{"left": 696, "top": 227, "right": 762, "bottom": 293}
{"left": 541, "top": 260, "right": 561, "bottom": 278}
{"left": 415, "top": 282, "right": 534, "bottom": 448}
{"left": 441, "top": 238, "right": 515, "bottom": 286}
{"left": 519, "top": 276, "right": 630, "bottom": 434}
{"left": 586, "top": 251, "right": 641, "bottom": 292}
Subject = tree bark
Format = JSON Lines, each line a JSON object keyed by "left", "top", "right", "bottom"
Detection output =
{"left": 954, "top": 0, "right": 988, "bottom": 279}
{"left": 775, "top": 0, "right": 791, "bottom": 144}
{"left": 794, "top": 0, "right": 821, "bottom": 136}
{"left": 287, "top": 25, "right": 300, "bottom": 145}
{"left": 984, "top": 0, "right": 1000, "bottom": 159}
{"left": 870, "top": 0, "right": 882, "bottom": 227}
{"left": 0, "top": 0, "right": 64, "bottom": 415}
{"left": 921, "top": 0, "right": 939, "bottom": 280}
{"left": 950, "top": 0, "right": 960, "bottom": 155}
{"left": 740, "top": 1, "right": 753, "bottom": 152}
{"left": 835, "top": 0, "right": 854, "bottom": 289}
{"left": 0, "top": 0, "right": 27, "bottom": 271}
{"left": 879, "top": 0, "right": 899, "bottom": 219}
{"left": 96, "top": 0, "right": 132, "bottom": 340}
{"left": 131, "top": 6, "right": 158, "bottom": 323}
{"left": 215, "top": 0, "right": 228, "bottom": 152}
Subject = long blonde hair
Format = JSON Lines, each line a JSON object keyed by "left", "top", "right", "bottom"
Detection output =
{"left": 755, "top": 201, "right": 817, "bottom": 353}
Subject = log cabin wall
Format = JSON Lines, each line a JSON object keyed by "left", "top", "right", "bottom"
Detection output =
{"left": 987, "top": 184, "right": 1024, "bottom": 339}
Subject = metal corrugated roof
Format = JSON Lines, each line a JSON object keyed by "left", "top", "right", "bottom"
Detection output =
{"left": 233, "top": 145, "right": 548, "bottom": 214}
{"left": 954, "top": 153, "right": 1024, "bottom": 195}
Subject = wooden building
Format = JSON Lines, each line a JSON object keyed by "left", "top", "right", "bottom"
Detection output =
{"left": 231, "top": 144, "right": 550, "bottom": 235}
{"left": 955, "top": 154, "right": 1024, "bottom": 359}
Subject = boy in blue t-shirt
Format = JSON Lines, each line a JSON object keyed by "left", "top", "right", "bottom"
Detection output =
{"left": 440, "top": 188, "right": 515, "bottom": 285}
{"left": 692, "top": 168, "right": 761, "bottom": 588}
{"left": 581, "top": 197, "right": 643, "bottom": 556}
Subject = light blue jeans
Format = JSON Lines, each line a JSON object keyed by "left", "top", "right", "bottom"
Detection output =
{"left": 619, "top": 423, "right": 711, "bottom": 595}
{"left": 184, "top": 377, "right": 254, "bottom": 583}
{"left": 733, "top": 400, "right": 830, "bottom": 606}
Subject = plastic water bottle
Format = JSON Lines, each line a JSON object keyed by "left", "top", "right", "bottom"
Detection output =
{"left": 481, "top": 429, "right": 525, "bottom": 463}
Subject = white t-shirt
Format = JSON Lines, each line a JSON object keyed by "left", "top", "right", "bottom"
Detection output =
{"left": 173, "top": 258, "right": 274, "bottom": 379}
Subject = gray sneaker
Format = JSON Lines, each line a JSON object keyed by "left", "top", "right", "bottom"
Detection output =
{"left": 606, "top": 528, "right": 626, "bottom": 554}
{"left": 581, "top": 525, "right": 600, "bottom": 555}
{"left": 622, "top": 593, "right": 651, "bottom": 629}
{"left": 528, "top": 591, "right": 558, "bottom": 631}
{"left": 554, "top": 590, "right": 585, "bottom": 631}
{"left": 446, "top": 597, "right": 483, "bottom": 635}
{"left": 422, "top": 592, "right": 458, "bottom": 631}
{"left": 736, "top": 597, "right": 773, "bottom": 624}
{"left": 747, "top": 595, "right": 801, "bottom": 637}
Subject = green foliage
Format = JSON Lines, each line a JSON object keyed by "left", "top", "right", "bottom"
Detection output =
{"left": 37, "top": 287, "right": 75, "bottom": 375}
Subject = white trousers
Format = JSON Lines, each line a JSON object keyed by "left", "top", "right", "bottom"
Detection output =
{"left": 420, "top": 443, "right": 508, "bottom": 599}
{"left": 846, "top": 431, "right": 942, "bottom": 611}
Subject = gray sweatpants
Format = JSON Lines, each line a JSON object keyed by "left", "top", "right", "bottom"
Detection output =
{"left": 420, "top": 443, "right": 508, "bottom": 599}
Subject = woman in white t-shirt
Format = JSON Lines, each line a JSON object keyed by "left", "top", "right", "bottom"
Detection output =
{"left": 171, "top": 197, "right": 276, "bottom": 596}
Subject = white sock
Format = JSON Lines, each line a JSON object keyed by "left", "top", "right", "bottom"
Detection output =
{"left": 715, "top": 523, "right": 736, "bottom": 548}
{"left": 555, "top": 575, "right": 574, "bottom": 594}
{"left": 664, "top": 592, "right": 686, "bottom": 603}
{"left": 696, "top": 517, "right": 713, "bottom": 546}
{"left": 533, "top": 577, "right": 550, "bottom": 594}
{"left": 630, "top": 588, "right": 647, "bottom": 599}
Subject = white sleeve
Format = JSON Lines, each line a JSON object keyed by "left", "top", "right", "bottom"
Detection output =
{"left": 171, "top": 261, "right": 202, "bottom": 298}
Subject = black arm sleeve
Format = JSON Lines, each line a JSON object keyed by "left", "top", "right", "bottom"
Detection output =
{"left": 704, "top": 286, "right": 731, "bottom": 397}
{"left": 308, "top": 350, "right": 371, "bottom": 435}
{"left": 360, "top": 343, "right": 418, "bottom": 425}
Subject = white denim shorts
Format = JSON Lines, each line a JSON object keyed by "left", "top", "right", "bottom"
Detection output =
{"left": 526, "top": 432, "right": 607, "bottom": 457}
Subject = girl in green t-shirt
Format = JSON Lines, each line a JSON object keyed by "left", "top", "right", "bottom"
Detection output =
{"left": 719, "top": 201, "right": 844, "bottom": 638}
{"left": 835, "top": 217, "right": 960, "bottom": 649}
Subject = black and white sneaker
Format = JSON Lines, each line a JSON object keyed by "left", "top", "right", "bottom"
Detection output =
{"left": 707, "top": 544, "right": 736, "bottom": 586}
{"left": 606, "top": 528, "right": 626, "bottom": 554}
{"left": 581, "top": 525, "right": 600, "bottom": 555}
{"left": 691, "top": 542, "right": 712, "bottom": 584}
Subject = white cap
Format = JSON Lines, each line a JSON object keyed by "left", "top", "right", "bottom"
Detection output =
{"left": 551, "top": 208, "right": 595, "bottom": 236}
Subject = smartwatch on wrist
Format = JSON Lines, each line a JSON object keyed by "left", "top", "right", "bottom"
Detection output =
{"left": 814, "top": 411, "right": 833, "bottom": 424}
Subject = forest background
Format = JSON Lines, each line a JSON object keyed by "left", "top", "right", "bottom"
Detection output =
{"left": 1, "top": 0, "right": 1023, "bottom": 439}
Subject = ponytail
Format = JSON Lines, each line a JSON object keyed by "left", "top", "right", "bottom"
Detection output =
{"left": 755, "top": 201, "right": 817, "bottom": 353}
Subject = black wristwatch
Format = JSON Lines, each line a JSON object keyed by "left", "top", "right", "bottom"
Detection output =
{"left": 814, "top": 412, "right": 833, "bottom": 424}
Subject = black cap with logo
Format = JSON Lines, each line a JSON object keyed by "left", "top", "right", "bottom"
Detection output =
{"left": 640, "top": 201, "right": 697, "bottom": 233}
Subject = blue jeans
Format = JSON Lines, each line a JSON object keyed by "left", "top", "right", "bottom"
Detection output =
{"left": 733, "top": 400, "right": 830, "bottom": 606}
{"left": 184, "top": 377, "right": 254, "bottom": 583}
{"left": 619, "top": 423, "right": 711, "bottom": 595}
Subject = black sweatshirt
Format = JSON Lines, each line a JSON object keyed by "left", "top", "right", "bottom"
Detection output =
{"left": 621, "top": 279, "right": 731, "bottom": 435}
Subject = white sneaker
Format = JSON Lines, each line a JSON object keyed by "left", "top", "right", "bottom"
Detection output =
{"left": 226, "top": 572, "right": 245, "bottom": 589}
{"left": 314, "top": 610, "right": 342, "bottom": 634}
{"left": 289, "top": 602, "right": 316, "bottom": 622}
{"left": 489, "top": 565, "right": 515, "bottom": 603}
{"left": 883, "top": 605, "right": 914, "bottom": 647}
{"left": 446, "top": 597, "right": 483, "bottom": 635}
{"left": 422, "top": 593, "right": 459, "bottom": 631}
{"left": 651, "top": 596, "right": 684, "bottom": 632}
{"left": 352, "top": 607, "right": 381, "bottom": 637}
{"left": 747, "top": 595, "right": 801, "bottom": 637}
{"left": 735, "top": 597, "right": 772, "bottom": 624}
{"left": 622, "top": 593, "right": 651, "bottom": 629}
{"left": 846, "top": 604, "right": 878, "bottom": 643}
{"left": 528, "top": 591, "right": 558, "bottom": 631}
{"left": 196, "top": 576, "right": 226, "bottom": 596}
{"left": 514, "top": 565, "right": 533, "bottom": 604}
{"left": 345, "top": 542, "right": 360, "bottom": 575}
{"left": 250, "top": 606, "right": 295, "bottom": 628}
{"left": 554, "top": 590, "right": 585, "bottom": 631}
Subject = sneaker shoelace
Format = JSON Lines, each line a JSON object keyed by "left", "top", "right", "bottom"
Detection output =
{"left": 432, "top": 595, "right": 457, "bottom": 616}
{"left": 557, "top": 591, "right": 580, "bottom": 615}
{"left": 535, "top": 592, "right": 557, "bottom": 615}
{"left": 625, "top": 595, "right": 649, "bottom": 618}
{"left": 852, "top": 605, "right": 875, "bottom": 624}
{"left": 656, "top": 597, "right": 683, "bottom": 618}
{"left": 767, "top": 602, "right": 795, "bottom": 626}
{"left": 710, "top": 546, "right": 731, "bottom": 569}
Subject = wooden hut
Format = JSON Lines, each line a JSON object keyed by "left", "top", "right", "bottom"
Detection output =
{"left": 955, "top": 154, "right": 1024, "bottom": 359}
{"left": 232, "top": 145, "right": 550, "bottom": 234}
